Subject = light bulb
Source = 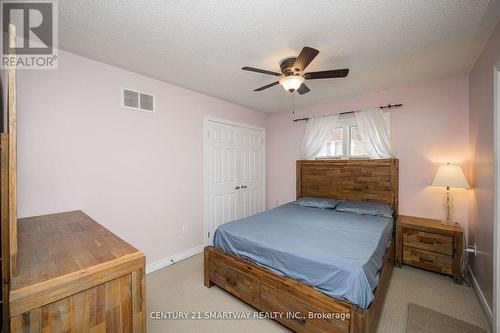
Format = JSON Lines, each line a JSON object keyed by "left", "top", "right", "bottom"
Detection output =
{"left": 279, "top": 75, "right": 304, "bottom": 92}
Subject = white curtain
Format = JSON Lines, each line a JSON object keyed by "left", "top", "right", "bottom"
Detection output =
{"left": 300, "top": 115, "right": 339, "bottom": 160}
{"left": 355, "top": 107, "right": 393, "bottom": 159}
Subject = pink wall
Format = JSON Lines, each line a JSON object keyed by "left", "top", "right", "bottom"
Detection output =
{"left": 468, "top": 20, "right": 500, "bottom": 311}
{"left": 16, "top": 50, "right": 268, "bottom": 264}
{"left": 268, "top": 76, "right": 470, "bottom": 230}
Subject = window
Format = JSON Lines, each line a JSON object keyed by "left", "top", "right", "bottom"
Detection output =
{"left": 317, "top": 128, "right": 343, "bottom": 157}
{"left": 349, "top": 126, "right": 367, "bottom": 156}
{"left": 316, "top": 113, "right": 390, "bottom": 159}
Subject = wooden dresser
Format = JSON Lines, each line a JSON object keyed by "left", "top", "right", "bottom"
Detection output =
{"left": 1, "top": 24, "right": 147, "bottom": 332}
{"left": 395, "top": 215, "right": 463, "bottom": 284}
{"left": 9, "top": 211, "right": 146, "bottom": 332}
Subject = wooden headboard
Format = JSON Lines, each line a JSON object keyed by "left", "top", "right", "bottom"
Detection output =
{"left": 296, "top": 159, "right": 399, "bottom": 217}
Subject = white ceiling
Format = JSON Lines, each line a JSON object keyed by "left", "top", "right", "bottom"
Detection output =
{"left": 58, "top": 0, "right": 500, "bottom": 113}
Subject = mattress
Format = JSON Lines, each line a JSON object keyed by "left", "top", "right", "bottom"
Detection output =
{"left": 213, "top": 202, "right": 393, "bottom": 309}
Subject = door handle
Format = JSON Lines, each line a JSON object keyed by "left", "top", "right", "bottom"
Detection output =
{"left": 241, "top": 185, "right": 247, "bottom": 189}
{"left": 235, "top": 186, "right": 240, "bottom": 190}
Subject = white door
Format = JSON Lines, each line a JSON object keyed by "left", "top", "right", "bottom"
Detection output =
{"left": 238, "top": 127, "right": 265, "bottom": 218}
{"left": 205, "top": 119, "right": 265, "bottom": 244}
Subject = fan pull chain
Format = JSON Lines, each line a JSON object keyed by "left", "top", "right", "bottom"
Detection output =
{"left": 291, "top": 91, "right": 295, "bottom": 114}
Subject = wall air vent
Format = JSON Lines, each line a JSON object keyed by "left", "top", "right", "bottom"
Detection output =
{"left": 121, "top": 88, "right": 155, "bottom": 113}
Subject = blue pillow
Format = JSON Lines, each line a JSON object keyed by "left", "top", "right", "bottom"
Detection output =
{"left": 292, "top": 197, "right": 340, "bottom": 209}
{"left": 335, "top": 200, "right": 393, "bottom": 218}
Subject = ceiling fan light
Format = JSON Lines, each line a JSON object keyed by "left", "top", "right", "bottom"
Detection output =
{"left": 279, "top": 75, "right": 304, "bottom": 92}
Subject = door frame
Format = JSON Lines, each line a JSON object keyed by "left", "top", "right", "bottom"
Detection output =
{"left": 203, "top": 116, "right": 266, "bottom": 246}
{"left": 494, "top": 62, "right": 500, "bottom": 333}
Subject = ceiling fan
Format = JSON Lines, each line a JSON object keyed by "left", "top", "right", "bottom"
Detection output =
{"left": 242, "top": 47, "right": 349, "bottom": 95}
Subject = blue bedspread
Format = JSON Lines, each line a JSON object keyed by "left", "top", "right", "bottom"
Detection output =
{"left": 213, "top": 203, "right": 393, "bottom": 309}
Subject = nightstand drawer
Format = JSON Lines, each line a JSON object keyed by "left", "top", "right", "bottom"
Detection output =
{"left": 403, "top": 246, "right": 452, "bottom": 274}
{"left": 403, "top": 228, "right": 453, "bottom": 255}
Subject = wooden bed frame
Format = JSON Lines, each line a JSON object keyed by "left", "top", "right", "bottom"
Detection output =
{"left": 204, "top": 159, "right": 399, "bottom": 333}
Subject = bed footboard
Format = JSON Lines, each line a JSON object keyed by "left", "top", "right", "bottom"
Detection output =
{"left": 205, "top": 246, "right": 352, "bottom": 332}
{"left": 204, "top": 242, "right": 394, "bottom": 333}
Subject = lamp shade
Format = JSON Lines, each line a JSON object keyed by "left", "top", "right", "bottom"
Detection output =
{"left": 431, "top": 163, "right": 470, "bottom": 189}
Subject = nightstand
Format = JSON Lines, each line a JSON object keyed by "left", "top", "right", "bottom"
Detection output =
{"left": 396, "top": 215, "right": 463, "bottom": 284}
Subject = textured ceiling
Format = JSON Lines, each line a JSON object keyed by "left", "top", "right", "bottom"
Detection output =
{"left": 58, "top": 0, "right": 500, "bottom": 113}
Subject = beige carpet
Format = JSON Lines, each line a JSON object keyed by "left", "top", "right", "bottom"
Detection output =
{"left": 147, "top": 254, "right": 490, "bottom": 333}
{"left": 406, "top": 303, "right": 487, "bottom": 333}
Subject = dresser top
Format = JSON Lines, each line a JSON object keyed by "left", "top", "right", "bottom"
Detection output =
{"left": 397, "top": 215, "right": 463, "bottom": 235}
{"left": 11, "top": 210, "right": 142, "bottom": 291}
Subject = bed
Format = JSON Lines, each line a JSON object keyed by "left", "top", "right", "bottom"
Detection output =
{"left": 204, "top": 159, "right": 399, "bottom": 333}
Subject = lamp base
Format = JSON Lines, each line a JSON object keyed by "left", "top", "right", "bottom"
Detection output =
{"left": 441, "top": 189, "right": 455, "bottom": 226}
{"left": 441, "top": 219, "right": 456, "bottom": 226}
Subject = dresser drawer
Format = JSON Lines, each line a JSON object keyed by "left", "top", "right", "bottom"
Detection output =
{"left": 209, "top": 259, "right": 260, "bottom": 308}
{"left": 260, "top": 285, "right": 349, "bottom": 333}
{"left": 403, "top": 246, "right": 452, "bottom": 274}
{"left": 403, "top": 228, "right": 453, "bottom": 255}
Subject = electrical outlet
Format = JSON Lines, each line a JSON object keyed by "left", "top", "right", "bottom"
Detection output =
{"left": 465, "top": 242, "right": 478, "bottom": 256}
{"left": 275, "top": 200, "right": 279, "bottom": 207}
{"left": 182, "top": 225, "right": 189, "bottom": 234}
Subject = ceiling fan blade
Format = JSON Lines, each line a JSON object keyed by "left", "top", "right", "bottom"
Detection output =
{"left": 304, "top": 68, "right": 349, "bottom": 80}
{"left": 297, "top": 83, "right": 310, "bottom": 95}
{"left": 254, "top": 81, "right": 279, "bottom": 91}
{"left": 292, "top": 47, "right": 319, "bottom": 73}
{"left": 242, "top": 66, "right": 281, "bottom": 77}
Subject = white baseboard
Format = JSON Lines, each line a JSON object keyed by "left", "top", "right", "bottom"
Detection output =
{"left": 470, "top": 269, "right": 493, "bottom": 327}
{"left": 146, "top": 244, "right": 205, "bottom": 274}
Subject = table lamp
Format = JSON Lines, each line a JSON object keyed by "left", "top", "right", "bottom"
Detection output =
{"left": 431, "top": 163, "right": 470, "bottom": 225}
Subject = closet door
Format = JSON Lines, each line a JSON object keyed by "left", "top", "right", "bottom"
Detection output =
{"left": 205, "top": 120, "right": 265, "bottom": 244}
{"left": 237, "top": 128, "right": 265, "bottom": 219}
{"left": 206, "top": 122, "right": 239, "bottom": 241}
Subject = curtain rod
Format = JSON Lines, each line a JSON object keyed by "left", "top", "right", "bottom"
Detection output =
{"left": 292, "top": 103, "right": 403, "bottom": 122}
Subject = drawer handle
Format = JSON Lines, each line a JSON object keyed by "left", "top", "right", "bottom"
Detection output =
{"left": 419, "top": 238, "right": 435, "bottom": 245}
{"left": 420, "top": 257, "right": 434, "bottom": 264}
{"left": 225, "top": 278, "right": 237, "bottom": 286}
